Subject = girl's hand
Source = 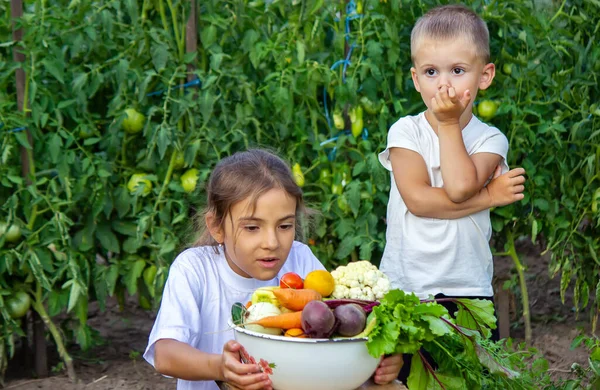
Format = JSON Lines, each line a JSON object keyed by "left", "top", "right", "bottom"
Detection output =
{"left": 485, "top": 166, "right": 526, "bottom": 207}
{"left": 373, "top": 354, "right": 404, "bottom": 385}
{"left": 221, "top": 340, "right": 272, "bottom": 390}
{"left": 431, "top": 85, "right": 471, "bottom": 126}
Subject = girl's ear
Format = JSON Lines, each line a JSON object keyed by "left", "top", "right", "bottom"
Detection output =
{"left": 479, "top": 63, "right": 496, "bottom": 91}
{"left": 205, "top": 212, "right": 223, "bottom": 244}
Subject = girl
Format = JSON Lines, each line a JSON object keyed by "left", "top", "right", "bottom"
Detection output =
{"left": 143, "top": 149, "right": 403, "bottom": 390}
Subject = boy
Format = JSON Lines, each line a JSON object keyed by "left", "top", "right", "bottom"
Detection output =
{"left": 377, "top": 4, "right": 526, "bottom": 383}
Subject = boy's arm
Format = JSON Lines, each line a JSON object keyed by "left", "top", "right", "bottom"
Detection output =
{"left": 438, "top": 123, "right": 503, "bottom": 203}
{"left": 389, "top": 147, "right": 525, "bottom": 220}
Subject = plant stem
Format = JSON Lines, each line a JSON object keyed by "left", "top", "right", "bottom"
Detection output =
{"left": 507, "top": 229, "right": 532, "bottom": 346}
{"left": 153, "top": 152, "right": 176, "bottom": 213}
{"left": 32, "top": 283, "right": 76, "bottom": 381}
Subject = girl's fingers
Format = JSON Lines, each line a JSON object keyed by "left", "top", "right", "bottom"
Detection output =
{"left": 228, "top": 373, "right": 271, "bottom": 390}
{"left": 513, "top": 185, "right": 525, "bottom": 193}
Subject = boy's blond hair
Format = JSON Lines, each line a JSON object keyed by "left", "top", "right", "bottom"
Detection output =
{"left": 411, "top": 4, "right": 490, "bottom": 63}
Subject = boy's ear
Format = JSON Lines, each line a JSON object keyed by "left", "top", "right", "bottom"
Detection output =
{"left": 205, "top": 212, "right": 223, "bottom": 244}
{"left": 410, "top": 67, "right": 421, "bottom": 92}
{"left": 479, "top": 63, "right": 496, "bottom": 91}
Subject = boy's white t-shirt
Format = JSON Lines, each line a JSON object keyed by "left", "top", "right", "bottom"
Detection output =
{"left": 143, "top": 241, "right": 325, "bottom": 390}
{"left": 378, "top": 112, "right": 509, "bottom": 299}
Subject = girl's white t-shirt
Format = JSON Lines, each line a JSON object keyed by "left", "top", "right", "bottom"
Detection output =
{"left": 378, "top": 112, "right": 509, "bottom": 298}
{"left": 143, "top": 241, "right": 325, "bottom": 390}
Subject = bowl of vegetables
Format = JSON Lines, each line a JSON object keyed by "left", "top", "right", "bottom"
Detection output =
{"left": 229, "top": 285, "right": 383, "bottom": 390}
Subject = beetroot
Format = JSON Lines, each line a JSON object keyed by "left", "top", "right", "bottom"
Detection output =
{"left": 333, "top": 303, "right": 366, "bottom": 337}
{"left": 301, "top": 300, "right": 336, "bottom": 338}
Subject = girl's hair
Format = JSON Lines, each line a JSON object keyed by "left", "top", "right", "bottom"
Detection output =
{"left": 411, "top": 4, "right": 490, "bottom": 63}
{"left": 194, "top": 148, "right": 312, "bottom": 247}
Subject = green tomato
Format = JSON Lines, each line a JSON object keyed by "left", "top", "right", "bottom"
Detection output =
{"left": 502, "top": 63, "right": 513, "bottom": 75}
{"left": 138, "top": 294, "right": 152, "bottom": 310}
{"left": 143, "top": 265, "right": 158, "bottom": 296}
{"left": 292, "top": 163, "right": 305, "bottom": 187}
{"left": 356, "top": 0, "right": 363, "bottom": 14}
{"left": 592, "top": 188, "right": 600, "bottom": 214}
{"left": 6, "top": 291, "right": 31, "bottom": 319}
{"left": 78, "top": 125, "right": 96, "bottom": 139}
{"left": 478, "top": 100, "right": 498, "bottom": 120}
{"left": 173, "top": 151, "right": 185, "bottom": 170}
{"left": 122, "top": 108, "right": 145, "bottom": 134}
{"left": 331, "top": 183, "right": 343, "bottom": 196}
{"left": 181, "top": 168, "right": 199, "bottom": 193}
{"left": 333, "top": 110, "right": 345, "bottom": 130}
{"left": 127, "top": 173, "right": 152, "bottom": 196}
{"left": 0, "top": 222, "right": 22, "bottom": 243}
{"left": 319, "top": 169, "right": 332, "bottom": 186}
{"left": 360, "top": 190, "right": 372, "bottom": 200}
{"left": 349, "top": 106, "right": 364, "bottom": 138}
{"left": 360, "top": 96, "right": 382, "bottom": 116}
{"left": 337, "top": 195, "right": 350, "bottom": 213}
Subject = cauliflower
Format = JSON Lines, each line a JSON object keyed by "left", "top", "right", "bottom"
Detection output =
{"left": 331, "top": 260, "right": 390, "bottom": 300}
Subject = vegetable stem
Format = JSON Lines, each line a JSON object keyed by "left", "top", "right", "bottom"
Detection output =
{"left": 32, "top": 282, "right": 76, "bottom": 381}
{"left": 507, "top": 230, "right": 532, "bottom": 346}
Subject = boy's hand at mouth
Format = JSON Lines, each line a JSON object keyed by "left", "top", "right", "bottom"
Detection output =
{"left": 431, "top": 85, "right": 471, "bottom": 126}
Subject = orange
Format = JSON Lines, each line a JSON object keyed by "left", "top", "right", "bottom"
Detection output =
{"left": 303, "top": 270, "right": 335, "bottom": 297}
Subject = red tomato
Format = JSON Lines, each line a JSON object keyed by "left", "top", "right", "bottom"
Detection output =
{"left": 280, "top": 272, "right": 304, "bottom": 289}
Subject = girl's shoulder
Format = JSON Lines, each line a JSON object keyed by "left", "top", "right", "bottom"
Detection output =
{"left": 170, "top": 245, "right": 220, "bottom": 272}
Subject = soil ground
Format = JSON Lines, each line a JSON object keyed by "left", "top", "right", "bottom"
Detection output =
{"left": 3, "top": 243, "right": 596, "bottom": 389}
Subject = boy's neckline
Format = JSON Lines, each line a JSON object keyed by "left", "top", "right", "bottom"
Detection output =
{"left": 422, "top": 111, "right": 477, "bottom": 137}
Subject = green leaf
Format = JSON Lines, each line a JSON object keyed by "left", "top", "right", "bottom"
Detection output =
{"left": 124, "top": 259, "right": 146, "bottom": 295}
{"left": 201, "top": 25, "right": 217, "bottom": 47}
{"left": 407, "top": 354, "right": 428, "bottom": 390}
{"left": 41, "top": 58, "right": 65, "bottom": 83}
{"left": 67, "top": 281, "right": 82, "bottom": 313}
{"left": 296, "top": 40, "right": 306, "bottom": 64}
{"left": 14, "top": 131, "right": 32, "bottom": 149}
{"left": 474, "top": 344, "right": 520, "bottom": 378}
{"left": 151, "top": 44, "right": 169, "bottom": 72}
{"left": 454, "top": 299, "right": 497, "bottom": 332}
{"left": 95, "top": 223, "right": 120, "bottom": 253}
{"left": 334, "top": 236, "right": 355, "bottom": 259}
{"left": 26, "top": 250, "right": 52, "bottom": 291}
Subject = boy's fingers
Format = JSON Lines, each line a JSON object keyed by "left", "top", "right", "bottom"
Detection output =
{"left": 514, "top": 185, "right": 525, "bottom": 193}
{"left": 508, "top": 167, "right": 526, "bottom": 177}
{"left": 493, "top": 165, "right": 502, "bottom": 179}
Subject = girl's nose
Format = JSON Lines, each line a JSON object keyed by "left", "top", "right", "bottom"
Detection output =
{"left": 262, "top": 230, "right": 279, "bottom": 250}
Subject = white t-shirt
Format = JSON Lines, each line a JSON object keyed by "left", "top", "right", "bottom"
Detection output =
{"left": 378, "top": 112, "right": 509, "bottom": 298}
{"left": 143, "top": 241, "right": 325, "bottom": 390}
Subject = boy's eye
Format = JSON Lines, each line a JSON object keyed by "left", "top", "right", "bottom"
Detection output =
{"left": 425, "top": 69, "right": 437, "bottom": 76}
{"left": 452, "top": 68, "right": 465, "bottom": 75}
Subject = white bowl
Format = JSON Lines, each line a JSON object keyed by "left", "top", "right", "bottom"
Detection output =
{"left": 228, "top": 320, "right": 381, "bottom": 390}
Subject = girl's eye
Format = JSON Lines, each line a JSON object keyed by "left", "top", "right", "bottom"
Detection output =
{"left": 425, "top": 68, "right": 437, "bottom": 76}
{"left": 279, "top": 224, "right": 294, "bottom": 231}
{"left": 244, "top": 225, "right": 259, "bottom": 232}
{"left": 452, "top": 68, "right": 465, "bottom": 75}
